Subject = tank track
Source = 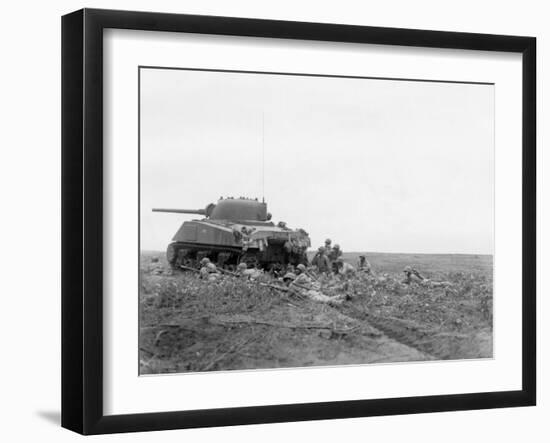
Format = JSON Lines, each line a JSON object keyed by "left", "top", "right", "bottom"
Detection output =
{"left": 167, "top": 241, "right": 307, "bottom": 271}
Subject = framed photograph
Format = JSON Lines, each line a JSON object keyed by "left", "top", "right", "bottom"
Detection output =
{"left": 61, "top": 8, "right": 536, "bottom": 435}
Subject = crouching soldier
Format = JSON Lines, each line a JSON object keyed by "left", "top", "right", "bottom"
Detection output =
{"left": 357, "top": 255, "right": 372, "bottom": 274}
{"left": 199, "top": 257, "right": 221, "bottom": 281}
{"left": 335, "top": 258, "right": 355, "bottom": 277}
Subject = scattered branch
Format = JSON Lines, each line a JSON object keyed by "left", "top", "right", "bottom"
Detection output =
{"left": 201, "top": 336, "right": 257, "bottom": 371}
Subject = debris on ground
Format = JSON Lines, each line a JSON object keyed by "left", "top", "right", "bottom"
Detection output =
{"left": 139, "top": 251, "right": 493, "bottom": 374}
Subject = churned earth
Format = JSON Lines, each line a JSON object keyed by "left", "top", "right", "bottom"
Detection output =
{"left": 139, "top": 252, "right": 493, "bottom": 374}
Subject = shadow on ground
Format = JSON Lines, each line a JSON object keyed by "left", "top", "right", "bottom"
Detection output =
{"left": 36, "top": 410, "right": 60, "bottom": 426}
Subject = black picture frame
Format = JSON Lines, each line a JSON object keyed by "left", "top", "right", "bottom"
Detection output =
{"left": 61, "top": 8, "right": 536, "bottom": 435}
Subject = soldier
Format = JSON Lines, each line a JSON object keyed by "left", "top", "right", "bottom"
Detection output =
{"left": 199, "top": 257, "right": 211, "bottom": 278}
{"left": 207, "top": 265, "right": 222, "bottom": 281}
{"left": 328, "top": 244, "right": 342, "bottom": 273}
{"left": 328, "top": 244, "right": 342, "bottom": 261}
{"left": 245, "top": 267, "right": 264, "bottom": 281}
{"left": 357, "top": 255, "right": 372, "bottom": 274}
{"left": 311, "top": 246, "right": 331, "bottom": 274}
{"left": 402, "top": 266, "right": 425, "bottom": 285}
{"left": 335, "top": 257, "right": 355, "bottom": 277}
{"left": 199, "top": 257, "right": 210, "bottom": 266}
{"left": 324, "top": 238, "right": 332, "bottom": 256}
{"left": 289, "top": 265, "right": 348, "bottom": 306}
{"left": 236, "top": 262, "right": 248, "bottom": 279}
{"left": 236, "top": 262, "right": 263, "bottom": 280}
{"left": 282, "top": 272, "right": 297, "bottom": 285}
{"left": 199, "top": 258, "right": 220, "bottom": 280}
{"left": 293, "top": 263, "right": 316, "bottom": 286}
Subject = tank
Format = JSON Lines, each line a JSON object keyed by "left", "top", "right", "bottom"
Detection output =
{"left": 152, "top": 197, "right": 311, "bottom": 270}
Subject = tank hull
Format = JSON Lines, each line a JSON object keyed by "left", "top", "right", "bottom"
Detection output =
{"left": 166, "top": 218, "right": 309, "bottom": 270}
{"left": 155, "top": 198, "right": 311, "bottom": 271}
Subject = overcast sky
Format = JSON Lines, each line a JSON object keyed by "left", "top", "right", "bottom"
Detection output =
{"left": 140, "top": 67, "right": 494, "bottom": 255}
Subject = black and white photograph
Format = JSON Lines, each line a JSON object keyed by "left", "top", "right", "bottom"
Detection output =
{"left": 139, "top": 66, "right": 494, "bottom": 375}
{"left": 1, "top": 0, "right": 545, "bottom": 438}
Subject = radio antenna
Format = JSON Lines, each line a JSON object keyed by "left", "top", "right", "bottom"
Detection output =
{"left": 261, "top": 111, "right": 265, "bottom": 203}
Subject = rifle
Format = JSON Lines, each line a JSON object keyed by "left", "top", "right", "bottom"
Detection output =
{"left": 258, "top": 282, "right": 308, "bottom": 301}
{"left": 217, "top": 267, "right": 239, "bottom": 277}
{"left": 259, "top": 282, "right": 289, "bottom": 292}
{"left": 290, "top": 281, "right": 317, "bottom": 292}
{"left": 262, "top": 276, "right": 317, "bottom": 294}
{"left": 179, "top": 264, "right": 200, "bottom": 273}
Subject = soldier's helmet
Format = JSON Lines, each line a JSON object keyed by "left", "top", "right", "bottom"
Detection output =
{"left": 283, "top": 272, "right": 296, "bottom": 281}
{"left": 325, "top": 238, "right": 332, "bottom": 244}
{"left": 336, "top": 257, "right": 344, "bottom": 263}
{"left": 318, "top": 246, "right": 326, "bottom": 253}
{"left": 200, "top": 257, "right": 210, "bottom": 265}
{"left": 237, "top": 262, "right": 247, "bottom": 270}
{"left": 403, "top": 265, "right": 412, "bottom": 272}
{"left": 296, "top": 264, "right": 306, "bottom": 273}
{"left": 334, "top": 244, "right": 340, "bottom": 250}
{"left": 359, "top": 254, "right": 366, "bottom": 259}
{"left": 206, "top": 263, "right": 217, "bottom": 271}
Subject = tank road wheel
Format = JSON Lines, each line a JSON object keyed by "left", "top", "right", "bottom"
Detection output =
{"left": 166, "top": 243, "right": 178, "bottom": 269}
{"left": 239, "top": 252, "right": 259, "bottom": 269}
{"left": 286, "top": 250, "right": 308, "bottom": 267}
{"left": 166, "top": 243, "right": 191, "bottom": 270}
{"left": 216, "top": 252, "right": 232, "bottom": 268}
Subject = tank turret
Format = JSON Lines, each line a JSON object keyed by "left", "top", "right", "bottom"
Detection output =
{"left": 153, "top": 197, "right": 310, "bottom": 270}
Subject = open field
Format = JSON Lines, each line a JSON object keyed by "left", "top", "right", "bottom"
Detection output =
{"left": 139, "top": 251, "right": 493, "bottom": 374}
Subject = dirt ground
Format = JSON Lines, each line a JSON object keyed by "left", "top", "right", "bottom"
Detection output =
{"left": 139, "top": 251, "right": 493, "bottom": 374}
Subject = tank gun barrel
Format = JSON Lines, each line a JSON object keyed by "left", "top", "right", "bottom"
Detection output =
{"left": 152, "top": 208, "right": 207, "bottom": 215}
